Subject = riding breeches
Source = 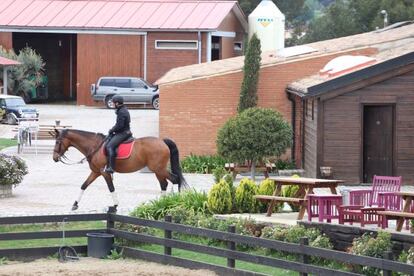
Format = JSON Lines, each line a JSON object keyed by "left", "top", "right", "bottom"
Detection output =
{"left": 105, "top": 132, "right": 132, "bottom": 156}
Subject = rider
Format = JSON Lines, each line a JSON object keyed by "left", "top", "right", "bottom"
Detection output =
{"left": 104, "top": 95, "right": 132, "bottom": 174}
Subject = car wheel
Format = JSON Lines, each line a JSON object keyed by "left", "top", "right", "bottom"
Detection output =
{"left": 152, "top": 96, "right": 159, "bottom": 110}
{"left": 105, "top": 96, "right": 115, "bottom": 109}
{"left": 6, "top": 114, "right": 17, "bottom": 125}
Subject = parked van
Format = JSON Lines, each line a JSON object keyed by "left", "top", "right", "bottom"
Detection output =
{"left": 91, "top": 77, "right": 159, "bottom": 109}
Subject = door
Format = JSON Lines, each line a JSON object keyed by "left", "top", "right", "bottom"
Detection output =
{"left": 363, "top": 105, "right": 394, "bottom": 183}
{"left": 129, "top": 78, "right": 150, "bottom": 102}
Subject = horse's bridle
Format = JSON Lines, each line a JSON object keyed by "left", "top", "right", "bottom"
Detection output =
{"left": 54, "top": 134, "right": 109, "bottom": 165}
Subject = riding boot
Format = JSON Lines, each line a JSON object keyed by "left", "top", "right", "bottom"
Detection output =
{"left": 105, "top": 151, "right": 116, "bottom": 174}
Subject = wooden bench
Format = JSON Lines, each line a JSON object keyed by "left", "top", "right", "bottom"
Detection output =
{"left": 378, "top": 211, "right": 414, "bottom": 231}
{"left": 225, "top": 162, "right": 275, "bottom": 179}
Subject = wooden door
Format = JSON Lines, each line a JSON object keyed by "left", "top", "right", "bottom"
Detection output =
{"left": 363, "top": 105, "right": 394, "bottom": 183}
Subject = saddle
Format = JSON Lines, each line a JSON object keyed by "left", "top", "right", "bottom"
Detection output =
{"left": 102, "top": 137, "right": 135, "bottom": 159}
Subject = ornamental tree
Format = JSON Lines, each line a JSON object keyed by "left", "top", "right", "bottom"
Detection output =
{"left": 217, "top": 108, "right": 292, "bottom": 179}
{"left": 238, "top": 34, "right": 261, "bottom": 113}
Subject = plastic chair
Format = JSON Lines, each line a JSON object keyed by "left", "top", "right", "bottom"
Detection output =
{"left": 338, "top": 175, "right": 402, "bottom": 227}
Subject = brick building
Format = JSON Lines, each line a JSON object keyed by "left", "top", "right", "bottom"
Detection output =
{"left": 0, "top": 0, "right": 247, "bottom": 104}
{"left": 158, "top": 23, "right": 414, "bottom": 182}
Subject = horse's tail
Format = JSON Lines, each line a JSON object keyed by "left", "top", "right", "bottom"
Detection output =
{"left": 163, "top": 138, "right": 189, "bottom": 191}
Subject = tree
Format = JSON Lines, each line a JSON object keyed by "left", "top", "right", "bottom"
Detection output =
{"left": 0, "top": 46, "right": 45, "bottom": 102}
{"left": 217, "top": 108, "right": 292, "bottom": 179}
{"left": 238, "top": 34, "right": 261, "bottom": 113}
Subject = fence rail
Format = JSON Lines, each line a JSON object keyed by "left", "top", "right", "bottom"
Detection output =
{"left": 0, "top": 212, "right": 413, "bottom": 275}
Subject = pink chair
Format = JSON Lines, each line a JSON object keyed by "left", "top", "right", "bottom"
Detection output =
{"left": 339, "top": 175, "right": 402, "bottom": 227}
{"left": 307, "top": 194, "right": 343, "bottom": 223}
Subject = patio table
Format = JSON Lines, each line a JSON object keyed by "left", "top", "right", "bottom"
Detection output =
{"left": 378, "top": 191, "right": 414, "bottom": 232}
{"left": 254, "top": 176, "right": 344, "bottom": 220}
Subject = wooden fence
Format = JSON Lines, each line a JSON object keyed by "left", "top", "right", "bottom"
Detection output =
{"left": 0, "top": 212, "right": 414, "bottom": 276}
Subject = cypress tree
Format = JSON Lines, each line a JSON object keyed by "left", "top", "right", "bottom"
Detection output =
{"left": 238, "top": 34, "right": 262, "bottom": 113}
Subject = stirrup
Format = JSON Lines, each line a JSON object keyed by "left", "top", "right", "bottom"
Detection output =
{"left": 104, "top": 166, "right": 114, "bottom": 174}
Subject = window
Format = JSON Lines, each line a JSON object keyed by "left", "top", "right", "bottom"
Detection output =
{"left": 99, "top": 79, "right": 114, "bottom": 87}
{"left": 115, "top": 79, "right": 130, "bottom": 88}
{"left": 234, "top": 42, "right": 243, "bottom": 51}
{"left": 131, "top": 79, "right": 146, "bottom": 89}
{"left": 155, "top": 40, "right": 198, "bottom": 50}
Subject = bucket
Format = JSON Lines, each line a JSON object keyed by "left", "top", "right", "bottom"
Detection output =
{"left": 86, "top": 232, "right": 114, "bottom": 258}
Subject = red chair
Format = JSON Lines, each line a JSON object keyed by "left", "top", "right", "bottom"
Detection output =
{"left": 338, "top": 175, "right": 402, "bottom": 227}
{"left": 307, "top": 194, "right": 343, "bottom": 223}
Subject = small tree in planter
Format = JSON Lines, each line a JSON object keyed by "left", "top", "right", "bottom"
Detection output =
{"left": 0, "top": 153, "right": 28, "bottom": 198}
{"left": 217, "top": 107, "right": 292, "bottom": 179}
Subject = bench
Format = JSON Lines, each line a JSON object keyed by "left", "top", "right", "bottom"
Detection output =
{"left": 225, "top": 162, "right": 275, "bottom": 179}
{"left": 378, "top": 211, "right": 414, "bottom": 231}
{"left": 12, "top": 124, "right": 72, "bottom": 140}
{"left": 254, "top": 195, "right": 306, "bottom": 216}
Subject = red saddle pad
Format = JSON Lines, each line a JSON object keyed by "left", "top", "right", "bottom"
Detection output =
{"left": 102, "top": 141, "right": 134, "bottom": 159}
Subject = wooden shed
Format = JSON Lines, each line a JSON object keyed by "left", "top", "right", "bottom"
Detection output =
{"left": 287, "top": 43, "right": 414, "bottom": 184}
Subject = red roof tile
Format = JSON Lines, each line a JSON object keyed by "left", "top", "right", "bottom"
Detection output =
{"left": 0, "top": 0, "right": 244, "bottom": 31}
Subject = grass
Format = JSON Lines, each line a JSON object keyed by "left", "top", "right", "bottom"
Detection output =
{"left": 0, "top": 221, "right": 106, "bottom": 249}
{"left": 0, "top": 138, "right": 17, "bottom": 151}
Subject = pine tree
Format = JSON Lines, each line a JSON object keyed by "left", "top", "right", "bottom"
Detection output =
{"left": 238, "top": 34, "right": 262, "bottom": 113}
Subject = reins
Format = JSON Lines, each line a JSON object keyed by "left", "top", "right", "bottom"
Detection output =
{"left": 55, "top": 134, "right": 109, "bottom": 166}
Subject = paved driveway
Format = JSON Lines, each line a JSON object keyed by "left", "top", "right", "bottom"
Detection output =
{"left": 0, "top": 104, "right": 214, "bottom": 216}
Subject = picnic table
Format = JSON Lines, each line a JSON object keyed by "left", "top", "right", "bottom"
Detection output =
{"left": 378, "top": 191, "right": 414, "bottom": 232}
{"left": 254, "top": 176, "right": 344, "bottom": 220}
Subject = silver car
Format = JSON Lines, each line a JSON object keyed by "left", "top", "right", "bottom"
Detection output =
{"left": 91, "top": 77, "right": 159, "bottom": 109}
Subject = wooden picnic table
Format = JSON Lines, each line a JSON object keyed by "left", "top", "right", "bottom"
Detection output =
{"left": 254, "top": 176, "right": 345, "bottom": 220}
{"left": 378, "top": 191, "right": 414, "bottom": 232}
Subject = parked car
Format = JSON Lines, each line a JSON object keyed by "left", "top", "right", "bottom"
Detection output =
{"left": 0, "top": 95, "right": 39, "bottom": 125}
{"left": 90, "top": 77, "right": 159, "bottom": 109}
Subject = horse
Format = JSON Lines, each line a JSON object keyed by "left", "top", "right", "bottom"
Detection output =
{"left": 52, "top": 129, "right": 188, "bottom": 211}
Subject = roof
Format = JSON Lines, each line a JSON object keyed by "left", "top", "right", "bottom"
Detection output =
{"left": 287, "top": 38, "right": 414, "bottom": 98}
{"left": 0, "top": 0, "right": 246, "bottom": 33}
{"left": 0, "top": 56, "right": 20, "bottom": 66}
{"left": 157, "top": 21, "right": 414, "bottom": 85}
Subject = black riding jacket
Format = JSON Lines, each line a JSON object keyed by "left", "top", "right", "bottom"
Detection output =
{"left": 109, "top": 105, "right": 131, "bottom": 134}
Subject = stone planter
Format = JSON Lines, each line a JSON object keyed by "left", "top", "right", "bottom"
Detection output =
{"left": 0, "top": 184, "right": 12, "bottom": 198}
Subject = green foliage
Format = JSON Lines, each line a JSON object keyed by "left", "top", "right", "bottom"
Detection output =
{"left": 398, "top": 246, "right": 414, "bottom": 265}
{"left": 0, "top": 46, "right": 45, "bottom": 100}
{"left": 0, "top": 257, "right": 7, "bottom": 265}
{"left": 238, "top": 34, "right": 261, "bottom": 112}
{"left": 106, "top": 248, "right": 123, "bottom": 260}
{"left": 212, "top": 166, "right": 227, "bottom": 183}
{"left": 235, "top": 178, "right": 258, "bottom": 213}
{"left": 130, "top": 189, "right": 209, "bottom": 220}
{"left": 217, "top": 108, "right": 293, "bottom": 164}
{"left": 181, "top": 154, "right": 228, "bottom": 173}
{"left": 257, "top": 178, "right": 282, "bottom": 212}
{"left": 0, "top": 139, "right": 17, "bottom": 151}
{"left": 282, "top": 184, "right": 300, "bottom": 211}
{"left": 350, "top": 231, "right": 393, "bottom": 276}
{"left": 275, "top": 159, "right": 297, "bottom": 170}
{"left": 0, "top": 153, "right": 28, "bottom": 186}
{"left": 207, "top": 180, "right": 233, "bottom": 214}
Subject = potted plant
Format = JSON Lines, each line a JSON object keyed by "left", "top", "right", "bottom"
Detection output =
{"left": 0, "top": 153, "right": 28, "bottom": 198}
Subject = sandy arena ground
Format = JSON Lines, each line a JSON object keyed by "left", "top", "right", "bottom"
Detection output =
{"left": 0, "top": 258, "right": 218, "bottom": 276}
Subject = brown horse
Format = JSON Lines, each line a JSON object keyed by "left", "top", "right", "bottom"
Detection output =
{"left": 52, "top": 129, "right": 188, "bottom": 211}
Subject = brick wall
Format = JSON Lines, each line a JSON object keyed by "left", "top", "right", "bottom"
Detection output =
{"left": 160, "top": 48, "right": 378, "bottom": 160}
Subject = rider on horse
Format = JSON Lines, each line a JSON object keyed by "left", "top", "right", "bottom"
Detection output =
{"left": 104, "top": 95, "right": 132, "bottom": 174}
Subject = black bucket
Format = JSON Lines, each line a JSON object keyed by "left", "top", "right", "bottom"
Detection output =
{"left": 86, "top": 232, "right": 114, "bottom": 258}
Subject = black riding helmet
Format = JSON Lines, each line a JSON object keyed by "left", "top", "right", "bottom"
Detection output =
{"left": 112, "top": 95, "right": 124, "bottom": 105}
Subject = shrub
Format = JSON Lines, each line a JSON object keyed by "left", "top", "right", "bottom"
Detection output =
{"left": 235, "top": 178, "right": 258, "bottom": 213}
{"left": 181, "top": 154, "right": 228, "bottom": 173}
{"left": 0, "top": 153, "right": 28, "bottom": 187}
{"left": 207, "top": 180, "right": 233, "bottom": 214}
{"left": 212, "top": 166, "right": 227, "bottom": 183}
{"left": 257, "top": 178, "right": 282, "bottom": 213}
{"left": 274, "top": 159, "right": 296, "bottom": 170}
{"left": 399, "top": 246, "right": 414, "bottom": 265}
{"left": 350, "top": 231, "right": 392, "bottom": 275}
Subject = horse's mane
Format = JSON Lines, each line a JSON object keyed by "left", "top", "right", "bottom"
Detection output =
{"left": 63, "top": 129, "right": 106, "bottom": 140}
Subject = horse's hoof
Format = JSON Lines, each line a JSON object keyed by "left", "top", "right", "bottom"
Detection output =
{"left": 108, "top": 205, "right": 117, "bottom": 213}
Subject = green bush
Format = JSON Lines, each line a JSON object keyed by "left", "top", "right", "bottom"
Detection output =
{"left": 207, "top": 180, "right": 233, "bottom": 214}
{"left": 235, "top": 178, "right": 258, "bottom": 213}
{"left": 212, "top": 166, "right": 227, "bottom": 183}
{"left": 399, "top": 246, "right": 414, "bottom": 265}
{"left": 257, "top": 178, "right": 282, "bottom": 213}
{"left": 130, "top": 189, "right": 209, "bottom": 220}
{"left": 350, "top": 231, "right": 392, "bottom": 275}
{"left": 274, "top": 159, "right": 296, "bottom": 170}
{"left": 181, "top": 154, "right": 228, "bottom": 173}
{"left": 0, "top": 153, "right": 28, "bottom": 187}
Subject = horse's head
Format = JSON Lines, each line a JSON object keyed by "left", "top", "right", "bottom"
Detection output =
{"left": 53, "top": 129, "right": 70, "bottom": 162}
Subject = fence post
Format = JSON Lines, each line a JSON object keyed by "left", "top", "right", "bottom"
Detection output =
{"left": 227, "top": 225, "right": 236, "bottom": 268}
{"left": 106, "top": 207, "right": 115, "bottom": 232}
{"left": 164, "top": 215, "right": 172, "bottom": 256}
{"left": 383, "top": 251, "right": 393, "bottom": 276}
{"left": 299, "top": 237, "right": 309, "bottom": 276}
